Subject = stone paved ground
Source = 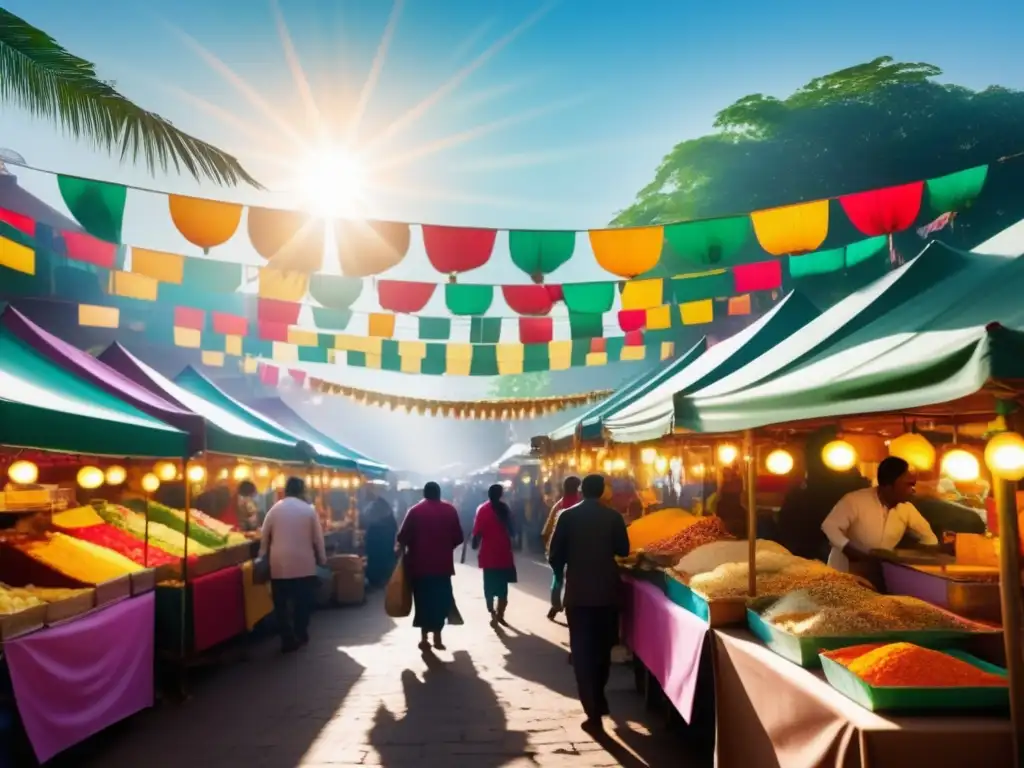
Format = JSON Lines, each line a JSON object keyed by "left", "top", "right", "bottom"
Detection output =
{"left": 71, "top": 554, "right": 710, "bottom": 768}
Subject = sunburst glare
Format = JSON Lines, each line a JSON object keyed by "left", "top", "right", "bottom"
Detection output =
{"left": 295, "top": 145, "right": 368, "bottom": 217}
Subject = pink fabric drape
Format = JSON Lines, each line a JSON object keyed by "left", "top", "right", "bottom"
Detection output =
{"left": 622, "top": 577, "right": 708, "bottom": 722}
{"left": 191, "top": 565, "right": 245, "bottom": 653}
{"left": 5, "top": 593, "right": 156, "bottom": 763}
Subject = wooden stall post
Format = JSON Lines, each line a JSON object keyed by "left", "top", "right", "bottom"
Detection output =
{"left": 994, "top": 474, "right": 1024, "bottom": 767}
{"left": 744, "top": 429, "right": 757, "bottom": 598}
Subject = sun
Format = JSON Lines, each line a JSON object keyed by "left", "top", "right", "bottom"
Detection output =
{"left": 296, "top": 145, "right": 368, "bottom": 217}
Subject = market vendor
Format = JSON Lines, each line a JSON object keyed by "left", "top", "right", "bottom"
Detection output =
{"left": 821, "top": 456, "right": 938, "bottom": 573}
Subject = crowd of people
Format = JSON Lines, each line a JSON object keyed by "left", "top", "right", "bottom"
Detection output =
{"left": 255, "top": 471, "right": 630, "bottom": 735}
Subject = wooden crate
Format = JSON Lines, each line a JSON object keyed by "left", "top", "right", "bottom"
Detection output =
{"left": 185, "top": 549, "right": 233, "bottom": 581}
{"left": 130, "top": 568, "right": 157, "bottom": 595}
{"left": 94, "top": 575, "right": 131, "bottom": 607}
{"left": 154, "top": 562, "right": 182, "bottom": 584}
{"left": 0, "top": 604, "right": 46, "bottom": 639}
{"left": 44, "top": 590, "right": 95, "bottom": 625}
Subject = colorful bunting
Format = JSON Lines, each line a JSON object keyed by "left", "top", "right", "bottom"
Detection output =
{"left": 663, "top": 216, "right": 751, "bottom": 270}
{"left": 248, "top": 208, "right": 325, "bottom": 272}
{"left": 839, "top": 181, "right": 924, "bottom": 237}
{"left": 508, "top": 230, "right": 576, "bottom": 281}
{"left": 502, "top": 285, "right": 555, "bottom": 316}
{"left": 58, "top": 175, "right": 126, "bottom": 244}
{"left": 333, "top": 219, "right": 410, "bottom": 277}
{"left": 377, "top": 280, "right": 436, "bottom": 313}
{"left": 422, "top": 225, "right": 495, "bottom": 277}
{"left": 589, "top": 226, "right": 663, "bottom": 279}
{"left": 926, "top": 166, "right": 988, "bottom": 214}
{"left": 0, "top": 235, "right": 34, "bottom": 275}
{"left": 750, "top": 200, "right": 829, "bottom": 256}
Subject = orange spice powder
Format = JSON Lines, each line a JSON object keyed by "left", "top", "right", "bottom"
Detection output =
{"left": 824, "top": 642, "right": 1006, "bottom": 688}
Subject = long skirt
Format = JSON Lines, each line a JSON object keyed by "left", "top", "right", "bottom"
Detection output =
{"left": 482, "top": 567, "right": 518, "bottom": 605}
{"left": 411, "top": 575, "right": 453, "bottom": 632}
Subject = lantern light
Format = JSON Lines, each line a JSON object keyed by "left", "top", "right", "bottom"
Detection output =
{"left": 765, "top": 449, "right": 794, "bottom": 476}
{"left": 602, "top": 459, "right": 613, "bottom": 474}
{"left": 272, "top": 474, "right": 287, "bottom": 490}
{"left": 640, "top": 448, "right": 658, "bottom": 465}
{"left": 256, "top": 465, "right": 270, "bottom": 478}
{"left": 888, "top": 433, "right": 936, "bottom": 472}
{"left": 7, "top": 460, "right": 39, "bottom": 485}
{"left": 104, "top": 465, "right": 127, "bottom": 486}
{"left": 141, "top": 473, "right": 161, "bottom": 493}
{"left": 717, "top": 444, "right": 739, "bottom": 465}
{"left": 654, "top": 456, "right": 669, "bottom": 474}
{"left": 691, "top": 463, "right": 705, "bottom": 478}
{"left": 612, "top": 458, "right": 627, "bottom": 472}
{"left": 521, "top": 475, "right": 532, "bottom": 485}
{"left": 822, "top": 440, "right": 858, "bottom": 472}
{"left": 186, "top": 465, "right": 207, "bottom": 483}
{"left": 330, "top": 477, "right": 343, "bottom": 489}
{"left": 218, "top": 468, "right": 229, "bottom": 481}
{"left": 76, "top": 466, "right": 104, "bottom": 490}
{"left": 984, "top": 432, "right": 1024, "bottom": 482}
{"left": 233, "top": 464, "right": 253, "bottom": 482}
{"left": 154, "top": 461, "right": 177, "bottom": 482}
{"left": 340, "top": 478, "right": 351, "bottom": 489}
{"left": 940, "top": 449, "right": 980, "bottom": 482}
{"left": 351, "top": 477, "right": 361, "bottom": 489}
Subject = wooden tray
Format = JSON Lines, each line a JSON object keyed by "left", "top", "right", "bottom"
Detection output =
{"left": 94, "top": 575, "right": 131, "bottom": 607}
{"left": 130, "top": 568, "right": 157, "bottom": 595}
{"left": 0, "top": 604, "right": 46, "bottom": 639}
{"left": 665, "top": 576, "right": 746, "bottom": 626}
{"left": 223, "top": 542, "right": 253, "bottom": 567}
{"left": 154, "top": 562, "right": 181, "bottom": 583}
{"left": 44, "top": 591, "right": 95, "bottom": 625}
{"left": 185, "top": 549, "right": 232, "bottom": 580}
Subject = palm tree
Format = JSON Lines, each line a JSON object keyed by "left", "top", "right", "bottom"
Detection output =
{"left": 0, "top": 8, "right": 261, "bottom": 187}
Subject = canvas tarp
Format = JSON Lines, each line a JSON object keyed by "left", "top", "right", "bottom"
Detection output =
{"left": 3, "top": 307, "right": 207, "bottom": 455}
{"left": 604, "top": 292, "right": 820, "bottom": 444}
{"left": 99, "top": 344, "right": 303, "bottom": 463}
{"left": 548, "top": 338, "right": 708, "bottom": 443}
{"left": 0, "top": 327, "right": 187, "bottom": 457}
{"left": 246, "top": 396, "right": 389, "bottom": 477}
{"left": 675, "top": 245, "right": 1024, "bottom": 433}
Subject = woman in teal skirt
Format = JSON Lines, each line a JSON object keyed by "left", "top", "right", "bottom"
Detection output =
{"left": 472, "top": 484, "right": 518, "bottom": 626}
{"left": 397, "top": 482, "right": 465, "bottom": 650}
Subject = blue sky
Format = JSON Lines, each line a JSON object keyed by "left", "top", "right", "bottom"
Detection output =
{"left": 3, "top": 0, "right": 1022, "bottom": 398}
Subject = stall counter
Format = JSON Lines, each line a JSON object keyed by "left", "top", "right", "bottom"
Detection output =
{"left": 713, "top": 628, "right": 1013, "bottom": 768}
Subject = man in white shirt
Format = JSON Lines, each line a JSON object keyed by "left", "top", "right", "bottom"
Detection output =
{"left": 821, "top": 456, "right": 938, "bottom": 573}
{"left": 259, "top": 477, "right": 327, "bottom": 652}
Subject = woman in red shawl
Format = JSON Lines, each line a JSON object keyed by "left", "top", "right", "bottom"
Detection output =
{"left": 472, "top": 484, "right": 518, "bottom": 626}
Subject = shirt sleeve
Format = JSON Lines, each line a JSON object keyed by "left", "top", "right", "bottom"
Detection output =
{"left": 613, "top": 514, "right": 630, "bottom": 558}
{"left": 821, "top": 495, "right": 856, "bottom": 552}
{"left": 549, "top": 512, "right": 569, "bottom": 575}
{"left": 312, "top": 511, "right": 327, "bottom": 566}
{"left": 904, "top": 504, "right": 939, "bottom": 545}
{"left": 258, "top": 507, "right": 274, "bottom": 558}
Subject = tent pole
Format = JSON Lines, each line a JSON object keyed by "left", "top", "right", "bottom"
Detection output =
{"left": 744, "top": 429, "right": 757, "bottom": 598}
{"left": 994, "top": 474, "right": 1024, "bottom": 767}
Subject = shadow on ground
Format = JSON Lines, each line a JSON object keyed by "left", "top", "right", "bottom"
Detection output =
{"left": 369, "top": 649, "right": 530, "bottom": 767}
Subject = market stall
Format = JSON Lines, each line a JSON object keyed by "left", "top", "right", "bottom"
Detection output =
{"left": 0, "top": 321, "right": 192, "bottom": 762}
{"left": 609, "top": 241, "right": 1024, "bottom": 767}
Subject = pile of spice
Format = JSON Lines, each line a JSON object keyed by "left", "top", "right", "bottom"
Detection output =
{"left": 627, "top": 508, "right": 699, "bottom": 552}
{"left": 768, "top": 592, "right": 978, "bottom": 637}
{"left": 686, "top": 554, "right": 861, "bottom": 600}
{"left": 824, "top": 643, "right": 1007, "bottom": 687}
{"left": 645, "top": 516, "right": 733, "bottom": 559}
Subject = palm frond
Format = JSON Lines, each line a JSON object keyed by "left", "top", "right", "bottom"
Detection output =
{"left": 0, "top": 9, "right": 262, "bottom": 188}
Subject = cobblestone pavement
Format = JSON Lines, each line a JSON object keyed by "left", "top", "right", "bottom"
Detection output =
{"left": 75, "top": 554, "right": 709, "bottom": 768}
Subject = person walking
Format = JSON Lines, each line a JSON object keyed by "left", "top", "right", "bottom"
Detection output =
{"left": 259, "top": 476, "right": 327, "bottom": 653}
{"left": 397, "top": 482, "right": 464, "bottom": 651}
{"left": 548, "top": 474, "right": 630, "bottom": 734}
{"left": 541, "top": 475, "right": 581, "bottom": 620}
{"left": 361, "top": 489, "right": 399, "bottom": 589}
{"left": 472, "top": 484, "right": 518, "bottom": 626}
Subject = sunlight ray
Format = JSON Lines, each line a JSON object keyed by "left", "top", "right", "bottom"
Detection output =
{"left": 372, "top": 180, "right": 570, "bottom": 214}
{"left": 444, "top": 17, "right": 497, "bottom": 67}
{"left": 450, "top": 77, "right": 537, "bottom": 112}
{"left": 370, "top": 92, "right": 595, "bottom": 173}
{"left": 166, "top": 23, "right": 308, "bottom": 147}
{"left": 164, "top": 85, "right": 298, "bottom": 154}
{"left": 270, "top": 0, "right": 325, "bottom": 139}
{"left": 347, "top": 0, "right": 405, "bottom": 144}
{"left": 363, "top": 1, "right": 559, "bottom": 154}
{"left": 450, "top": 132, "right": 684, "bottom": 173}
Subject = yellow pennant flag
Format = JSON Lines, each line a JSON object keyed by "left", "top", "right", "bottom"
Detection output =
{"left": 0, "top": 236, "right": 34, "bottom": 275}
{"left": 78, "top": 304, "right": 119, "bottom": 329}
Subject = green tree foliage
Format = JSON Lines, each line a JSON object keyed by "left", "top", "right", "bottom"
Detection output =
{"left": 0, "top": 9, "right": 260, "bottom": 187}
{"left": 488, "top": 372, "right": 551, "bottom": 399}
{"left": 614, "top": 56, "right": 1024, "bottom": 252}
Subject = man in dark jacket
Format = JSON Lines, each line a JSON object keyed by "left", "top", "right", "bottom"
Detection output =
{"left": 549, "top": 474, "right": 630, "bottom": 733}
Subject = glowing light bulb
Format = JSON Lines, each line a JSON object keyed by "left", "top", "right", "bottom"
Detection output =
{"left": 822, "top": 440, "right": 857, "bottom": 472}
{"left": 8, "top": 460, "right": 38, "bottom": 485}
{"left": 104, "top": 466, "right": 127, "bottom": 486}
{"left": 765, "top": 449, "right": 794, "bottom": 476}
{"left": 985, "top": 432, "right": 1024, "bottom": 482}
{"left": 141, "top": 473, "right": 160, "bottom": 493}
{"left": 717, "top": 444, "right": 738, "bottom": 465}
{"left": 76, "top": 466, "right": 104, "bottom": 490}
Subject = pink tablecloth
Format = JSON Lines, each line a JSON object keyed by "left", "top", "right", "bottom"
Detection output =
{"left": 192, "top": 565, "right": 245, "bottom": 653}
{"left": 622, "top": 577, "right": 709, "bottom": 722}
{"left": 4, "top": 592, "right": 156, "bottom": 763}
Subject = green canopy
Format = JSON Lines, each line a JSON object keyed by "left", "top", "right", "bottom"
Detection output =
{"left": 173, "top": 367, "right": 354, "bottom": 470}
{"left": 0, "top": 327, "right": 187, "bottom": 457}
{"left": 548, "top": 338, "right": 708, "bottom": 443}
{"left": 604, "top": 292, "right": 820, "bottom": 443}
{"left": 676, "top": 245, "right": 1023, "bottom": 433}
{"left": 99, "top": 344, "right": 303, "bottom": 463}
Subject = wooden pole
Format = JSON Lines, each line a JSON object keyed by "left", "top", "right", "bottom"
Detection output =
{"left": 994, "top": 474, "right": 1024, "bottom": 767}
{"left": 744, "top": 429, "right": 757, "bottom": 598}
